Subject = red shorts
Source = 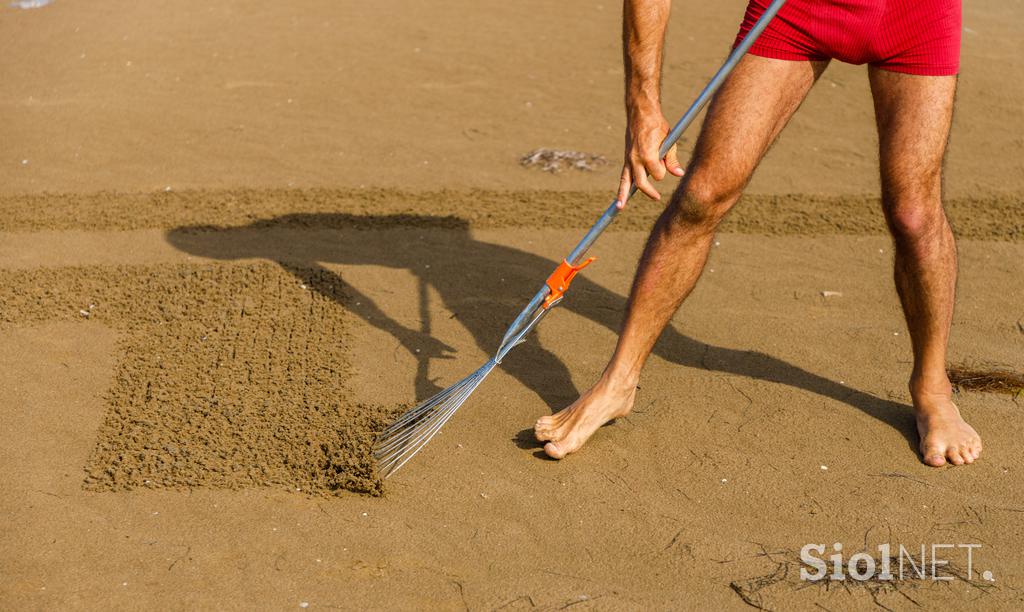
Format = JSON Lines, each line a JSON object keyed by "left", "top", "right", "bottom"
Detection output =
{"left": 734, "top": 0, "right": 962, "bottom": 76}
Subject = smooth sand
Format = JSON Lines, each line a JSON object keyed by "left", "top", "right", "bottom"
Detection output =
{"left": 1, "top": 0, "right": 1022, "bottom": 609}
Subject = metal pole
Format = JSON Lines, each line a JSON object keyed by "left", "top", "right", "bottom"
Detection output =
{"left": 565, "top": 0, "right": 788, "bottom": 266}
{"left": 499, "top": 0, "right": 788, "bottom": 350}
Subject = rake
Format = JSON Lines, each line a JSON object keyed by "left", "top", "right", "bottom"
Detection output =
{"left": 374, "top": 0, "right": 788, "bottom": 478}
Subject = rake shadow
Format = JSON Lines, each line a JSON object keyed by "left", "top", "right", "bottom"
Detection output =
{"left": 165, "top": 212, "right": 918, "bottom": 456}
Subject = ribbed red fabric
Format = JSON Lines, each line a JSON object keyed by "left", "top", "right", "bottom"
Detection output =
{"left": 734, "top": 0, "right": 962, "bottom": 76}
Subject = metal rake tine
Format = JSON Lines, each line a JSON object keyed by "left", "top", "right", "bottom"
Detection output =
{"left": 376, "top": 375, "right": 478, "bottom": 466}
{"left": 374, "top": 387, "right": 468, "bottom": 458}
{"left": 376, "top": 361, "right": 496, "bottom": 477}
{"left": 385, "top": 368, "right": 491, "bottom": 458}
{"left": 374, "top": 370, "right": 481, "bottom": 454}
{"left": 375, "top": 377, "right": 474, "bottom": 460}
{"left": 377, "top": 360, "right": 492, "bottom": 449}
{"left": 380, "top": 378, "right": 467, "bottom": 434}
{"left": 376, "top": 394, "right": 465, "bottom": 475}
{"left": 380, "top": 365, "right": 486, "bottom": 435}
{"left": 377, "top": 382, "right": 477, "bottom": 476}
{"left": 373, "top": 0, "right": 791, "bottom": 479}
{"left": 384, "top": 372, "right": 471, "bottom": 427}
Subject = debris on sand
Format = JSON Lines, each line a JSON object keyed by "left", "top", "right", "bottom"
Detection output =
{"left": 948, "top": 364, "right": 1024, "bottom": 395}
{"left": 520, "top": 148, "right": 608, "bottom": 173}
{"left": 820, "top": 290, "right": 842, "bottom": 298}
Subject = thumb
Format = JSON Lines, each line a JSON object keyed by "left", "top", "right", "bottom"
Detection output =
{"left": 665, "top": 144, "right": 684, "bottom": 177}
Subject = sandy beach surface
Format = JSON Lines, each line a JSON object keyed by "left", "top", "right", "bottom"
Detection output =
{"left": 1, "top": 1, "right": 1021, "bottom": 609}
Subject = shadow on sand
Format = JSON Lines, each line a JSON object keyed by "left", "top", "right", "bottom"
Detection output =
{"left": 166, "top": 212, "right": 918, "bottom": 455}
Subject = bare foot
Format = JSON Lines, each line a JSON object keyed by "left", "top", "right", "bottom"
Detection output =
{"left": 914, "top": 389, "right": 982, "bottom": 467}
{"left": 534, "top": 377, "right": 637, "bottom": 459}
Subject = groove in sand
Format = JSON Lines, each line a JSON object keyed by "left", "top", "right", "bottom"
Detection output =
{"left": 0, "top": 189, "right": 1019, "bottom": 241}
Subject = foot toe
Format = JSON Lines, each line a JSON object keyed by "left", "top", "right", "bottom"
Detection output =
{"left": 534, "top": 423, "right": 554, "bottom": 442}
{"left": 914, "top": 394, "right": 982, "bottom": 468}
{"left": 923, "top": 450, "right": 947, "bottom": 467}
{"left": 543, "top": 441, "right": 568, "bottom": 460}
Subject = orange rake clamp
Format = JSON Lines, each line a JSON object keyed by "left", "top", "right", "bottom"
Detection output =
{"left": 542, "top": 257, "right": 596, "bottom": 309}
{"left": 373, "top": 0, "right": 791, "bottom": 478}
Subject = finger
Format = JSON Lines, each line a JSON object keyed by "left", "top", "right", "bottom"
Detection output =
{"left": 616, "top": 165, "right": 632, "bottom": 209}
{"left": 632, "top": 160, "right": 661, "bottom": 201}
{"left": 643, "top": 150, "right": 666, "bottom": 181}
{"left": 664, "top": 144, "right": 684, "bottom": 177}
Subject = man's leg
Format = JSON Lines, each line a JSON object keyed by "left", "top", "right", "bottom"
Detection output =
{"left": 535, "top": 55, "right": 827, "bottom": 458}
{"left": 868, "top": 67, "right": 981, "bottom": 467}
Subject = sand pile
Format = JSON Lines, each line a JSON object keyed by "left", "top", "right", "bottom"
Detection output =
{"left": 0, "top": 263, "right": 395, "bottom": 495}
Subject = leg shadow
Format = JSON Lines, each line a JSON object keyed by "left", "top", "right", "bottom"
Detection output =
{"left": 166, "top": 212, "right": 917, "bottom": 455}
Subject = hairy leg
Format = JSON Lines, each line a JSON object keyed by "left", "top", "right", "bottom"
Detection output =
{"left": 535, "top": 55, "right": 827, "bottom": 458}
{"left": 868, "top": 67, "right": 980, "bottom": 467}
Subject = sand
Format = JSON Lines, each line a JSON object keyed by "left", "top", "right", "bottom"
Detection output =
{"left": 1, "top": 0, "right": 1022, "bottom": 609}
{"left": 1, "top": 263, "right": 391, "bottom": 496}
{"left": 0, "top": 189, "right": 1020, "bottom": 242}
{"left": 1, "top": 0, "right": 1021, "bottom": 198}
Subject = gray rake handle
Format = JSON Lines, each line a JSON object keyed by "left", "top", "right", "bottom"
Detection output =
{"left": 496, "top": 0, "right": 788, "bottom": 361}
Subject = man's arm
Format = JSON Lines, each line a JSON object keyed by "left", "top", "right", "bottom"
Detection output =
{"left": 618, "top": 0, "right": 684, "bottom": 205}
